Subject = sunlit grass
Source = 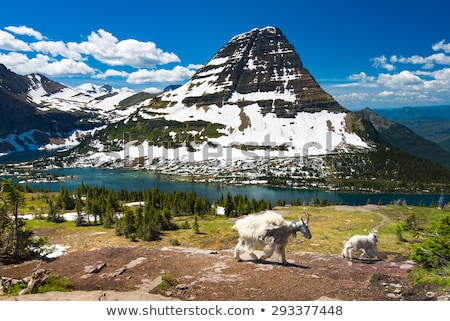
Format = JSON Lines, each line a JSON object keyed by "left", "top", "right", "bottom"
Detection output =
{"left": 411, "top": 265, "right": 450, "bottom": 288}
{"left": 21, "top": 192, "right": 56, "bottom": 215}
{"left": 25, "top": 219, "right": 139, "bottom": 251}
{"left": 159, "top": 205, "right": 449, "bottom": 260}
{"left": 24, "top": 204, "right": 449, "bottom": 263}
{"left": 284, "top": 206, "right": 387, "bottom": 256}
{"left": 158, "top": 215, "right": 236, "bottom": 250}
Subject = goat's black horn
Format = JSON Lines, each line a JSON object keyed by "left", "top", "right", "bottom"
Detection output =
{"left": 305, "top": 212, "right": 311, "bottom": 223}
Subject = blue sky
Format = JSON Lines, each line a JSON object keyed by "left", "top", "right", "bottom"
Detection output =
{"left": 1, "top": 0, "right": 449, "bottom": 110}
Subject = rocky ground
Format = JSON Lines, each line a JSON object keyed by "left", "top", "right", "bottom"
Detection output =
{"left": 1, "top": 245, "right": 448, "bottom": 301}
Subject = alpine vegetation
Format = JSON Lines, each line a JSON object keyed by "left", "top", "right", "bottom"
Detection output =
{"left": 232, "top": 210, "right": 312, "bottom": 265}
{"left": 342, "top": 230, "right": 382, "bottom": 261}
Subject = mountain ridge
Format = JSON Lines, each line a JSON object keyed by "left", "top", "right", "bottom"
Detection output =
{"left": 355, "top": 107, "right": 450, "bottom": 168}
{"left": 374, "top": 105, "right": 450, "bottom": 153}
{"left": 0, "top": 64, "right": 139, "bottom": 154}
{"left": 0, "top": 64, "right": 93, "bottom": 153}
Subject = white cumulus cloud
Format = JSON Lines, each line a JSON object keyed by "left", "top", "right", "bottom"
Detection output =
{"left": 390, "top": 53, "right": 450, "bottom": 68}
{"left": 0, "top": 52, "right": 31, "bottom": 66}
{"left": 331, "top": 39, "right": 450, "bottom": 108}
{"left": 0, "top": 29, "right": 30, "bottom": 51}
{"left": 93, "top": 69, "right": 130, "bottom": 79}
{"left": 127, "top": 66, "right": 196, "bottom": 84}
{"left": 0, "top": 25, "right": 194, "bottom": 86}
{"left": 187, "top": 63, "right": 203, "bottom": 69}
{"left": 377, "top": 70, "right": 423, "bottom": 89}
{"left": 74, "top": 29, "right": 180, "bottom": 68}
{"left": 333, "top": 72, "right": 377, "bottom": 88}
{"left": 432, "top": 67, "right": 450, "bottom": 81}
{"left": 30, "top": 40, "right": 83, "bottom": 60}
{"left": 5, "top": 25, "right": 44, "bottom": 40}
{"left": 378, "top": 91, "right": 395, "bottom": 97}
{"left": 432, "top": 39, "right": 450, "bottom": 53}
{"left": 10, "top": 54, "right": 95, "bottom": 76}
{"left": 334, "top": 92, "right": 371, "bottom": 103}
{"left": 371, "top": 55, "right": 395, "bottom": 71}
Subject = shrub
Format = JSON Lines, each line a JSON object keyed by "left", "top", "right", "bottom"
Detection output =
{"left": 152, "top": 273, "right": 178, "bottom": 292}
{"left": 3, "top": 281, "right": 27, "bottom": 296}
{"left": 410, "top": 215, "right": 450, "bottom": 269}
{"left": 179, "top": 221, "right": 191, "bottom": 229}
{"left": 36, "top": 274, "right": 73, "bottom": 293}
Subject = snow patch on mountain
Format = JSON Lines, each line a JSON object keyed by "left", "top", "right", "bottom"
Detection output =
{"left": 28, "top": 82, "right": 136, "bottom": 118}
{"left": 140, "top": 97, "right": 368, "bottom": 155}
{"left": 0, "top": 127, "right": 106, "bottom": 155}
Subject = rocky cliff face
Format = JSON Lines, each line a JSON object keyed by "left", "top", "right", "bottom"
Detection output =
{"left": 151, "top": 27, "right": 345, "bottom": 116}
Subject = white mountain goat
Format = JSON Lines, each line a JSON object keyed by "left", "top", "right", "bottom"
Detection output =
{"left": 342, "top": 230, "right": 382, "bottom": 261}
{"left": 232, "top": 210, "right": 312, "bottom": 265}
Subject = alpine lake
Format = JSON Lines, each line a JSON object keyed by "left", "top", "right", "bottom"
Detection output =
{"left": 4, "top": 166, "right": 446, "bottom": 207}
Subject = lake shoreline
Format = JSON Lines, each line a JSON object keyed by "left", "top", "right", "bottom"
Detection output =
{"left": 5, "top": 167, "right": 446, "bottom": 207}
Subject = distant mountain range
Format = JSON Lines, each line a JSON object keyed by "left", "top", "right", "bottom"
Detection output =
{"left": 0, "top": 63, "right": 141, "bottom": 155}
{"left": 375, "top": 105, "right": 450, "bottom": 153}
{"left": 355, "top": 107, "right": 450, "bottom": 168}
{"left": 1, "top": 26, "right": 450, "bottom": 184}
{"left": 0, "top": 64, "right": 88, "bottom": 151}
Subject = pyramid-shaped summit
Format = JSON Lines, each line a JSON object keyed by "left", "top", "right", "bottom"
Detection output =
{"left": 144, "top": 27, "right": 368, "bottom": 157}
{"left": 152, "top": 26, "right": 346, "bottom": 116}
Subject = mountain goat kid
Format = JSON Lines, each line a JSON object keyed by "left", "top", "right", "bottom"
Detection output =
{"left": 232, "top": 210, "right": 312, "bottom": 266}
{"left": 342, "top": 230, "right": 382, "bottom": 261}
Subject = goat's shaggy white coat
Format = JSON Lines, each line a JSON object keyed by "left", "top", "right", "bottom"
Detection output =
{"left": 232, "top": 210, "right": 311, "bottom": 265}
{"left": 342, "top": 230, "right": 382, "bottom": 261}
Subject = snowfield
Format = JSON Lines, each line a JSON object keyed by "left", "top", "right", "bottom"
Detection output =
{"left": 30, "top": 83, "right": 136, "bottom": 116}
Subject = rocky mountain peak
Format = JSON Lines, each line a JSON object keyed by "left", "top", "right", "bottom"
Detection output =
{"left": 153, "top": 26, "right": 346, "bottom": 116}
{"left": 0, "top": 63, "right": 30, "bottom": 97}
{"left": 0, "top": 64, "right": 66, "bottom": 102}
{"left": 27, "top": 73, "right": 67, "bottom": 97}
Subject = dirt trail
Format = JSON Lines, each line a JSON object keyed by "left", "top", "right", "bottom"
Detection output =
{"left": 1, "top": 245, "right": 441, "bottom": 301}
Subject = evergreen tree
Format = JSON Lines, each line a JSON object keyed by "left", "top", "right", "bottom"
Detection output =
{"left": 75, "top": 197, "right": 84, "bottom": 226}
{"left": 192, "top": 214, "right": 200, "bottom": 234}
{"left": 0, "top": 179, "right": 45, "bottom": 260}
{"left": 224, "top": 192, "right": 235, "bottom": 217}
{"left": 410, "top": 215, "right": 450, "bottom": 269}
{"left": 57, "top": 186, "right": 75, "bottom": 210}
